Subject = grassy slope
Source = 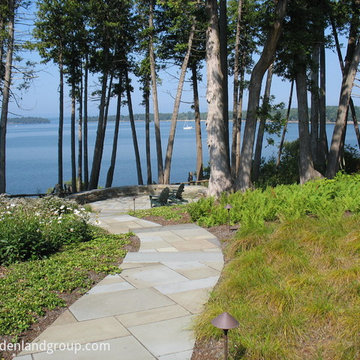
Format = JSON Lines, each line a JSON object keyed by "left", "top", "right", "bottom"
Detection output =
{"left": 195, "top": 216, "right": 360, "bottom": 359}
{"left": 190, "top": 175, "right": 360, "bottom": 360}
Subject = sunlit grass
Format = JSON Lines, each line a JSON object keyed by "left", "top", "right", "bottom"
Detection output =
{"left": 194, "top": 214, "right": 360, "bottom": 359}
{"left": 129, "top": 204, "right": 187, "bottom": 221}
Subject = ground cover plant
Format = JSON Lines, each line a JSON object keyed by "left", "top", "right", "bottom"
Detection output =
{"left": 0, "top": 227, "right": 131, "bottom": 340}
{"left": 0, "top": 196, "right": 132, "bottom": 345}
{"left": 129, "top": 204, "right": 189, "bottom": 223}
{"left": 187, "top": 173, "right": 360, "bottom": 229}
{"left": 191, "top": 173, "right": 360, "bottom": 359}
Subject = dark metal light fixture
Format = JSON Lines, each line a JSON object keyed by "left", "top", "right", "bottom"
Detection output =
{"left": 211, "top": 312, "right": 239, "bottom": 360}
{"left": 224, "top": 204, "right": 232, "bottom": 232}
{"left": 133, "top": 197, "right": 136, "bottom": 213}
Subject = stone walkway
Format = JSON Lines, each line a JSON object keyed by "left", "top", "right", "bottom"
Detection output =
{"left": 15, "top": 199, "right": 224, "bottom": 360}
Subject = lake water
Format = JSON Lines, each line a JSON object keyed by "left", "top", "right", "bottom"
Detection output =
{"left": 5, "top": 120, "right": 359, "bottom": 194}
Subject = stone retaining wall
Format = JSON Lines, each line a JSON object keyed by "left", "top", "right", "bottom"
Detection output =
{"left": 68, "top": 184, "right": 208, "bottom": 204}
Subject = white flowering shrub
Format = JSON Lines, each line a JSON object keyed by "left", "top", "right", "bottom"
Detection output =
{"left": 0, "top": 196, "right": 91, "bottom": 265}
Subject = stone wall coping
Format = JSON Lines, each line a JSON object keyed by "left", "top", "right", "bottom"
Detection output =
{"left": 67, "top": 184, "right": 207, "bottom": 204}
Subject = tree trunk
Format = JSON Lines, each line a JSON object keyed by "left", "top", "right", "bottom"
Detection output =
{"left": 277, "top": 80, "right": 294, "bottom": 166}
{"left": 219, "top": 0, "right": 229, "bottom": 165}
{"left": 331, "top": 18, "right": 360, "bottom": 150}
{"left": 236, "top": 0, "right": 288, "bottom": 191}
{"left": 191, "top": 64, "right": 203, "bottom": 181}
{"left": 58, "top": 58, "right": 64, "bottom": 189}
{"left": 310, "top": 45, "right": 320, "bottom": 166}
{"left": 149, "top": 0, "right": 163, "bottom": 184}
{"left": 0, "top": 17, "right": 4, "bottom": 83}
{"left": 89, "top": 70, "right": 109, "bottom": 190}
{"left": 252, "top": 63, "right": 274, "bottom": 182}
{"left": 163, "top": 21, "right": 196, "bottom": 184}
{"left": 145, "top": 76, "right": 152, "bottom": 185}
{"left": 0, "top": 0, "right": 14, "bottom": 194}
{"left": 205, "top": 0, "right": 232, "bottom": 197}
{"left": 296, "top": 62, "right": 322, "bottom": 184}
{"left": 106, "top": 84, "right": 122, "bottom": 188}
{"left": 125, "top": 69, "right": 143, "bottom": 185}
{"left": 104, "top": 74, "right": 113, "bottom": 128}
{"left": 77, "top": 69, "right": 83, "bottom": 192}
{"left": 339, "top": 109, "right": 348, "bottom": 170}
{"left": 231, "top": 0, "right": 243, "bottom": 177}
{"left": 349, "top": 97, "right": 360, "bottom": 149}
{"left": 83, "top": 54, "right": 89, "bottom": 189}
{"left": 71, "top": 83, "right": 76, "bottom": 193}
{"left": 318, "top": 41, "right": 328, "bottom": 168}
{"left": 235, "top": 68, "right": 245, "bottom": 176}
{"left": 326, "top": 40, "right": 360, "bottom": 178}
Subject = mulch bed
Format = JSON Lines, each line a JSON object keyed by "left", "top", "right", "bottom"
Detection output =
{"left": 0, "top": 235, "right": 140, "bottom": 360}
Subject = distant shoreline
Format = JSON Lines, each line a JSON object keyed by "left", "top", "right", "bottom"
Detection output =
{"left": 8, "top": 118, "right": 349, "bottom": 125}
{"left": 8, "top": 117, "right": 50, "bottom": 125}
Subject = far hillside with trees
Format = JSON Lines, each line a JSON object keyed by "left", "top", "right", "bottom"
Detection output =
{"left": 8, "top": 117, "right": 50, "bottom": 124}
{"left": 88, "top": 106, "right": 360, "bottom": 123}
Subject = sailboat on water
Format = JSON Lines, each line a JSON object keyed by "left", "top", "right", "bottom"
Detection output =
{"left": 183, "top": 120, "right": 193, "bottom": 130}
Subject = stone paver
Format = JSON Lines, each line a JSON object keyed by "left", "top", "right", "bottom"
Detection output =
{"left": 128, "top": 316, "right": 195, "bottom": 358}
{"left": 15, "top": 197, "right": 224, "bottom": 360}
{"left": 32, "top": 337, "right": 156, "bottom": 360}
{"left": 70, "top": 288, "right": 175, "bottom": 321}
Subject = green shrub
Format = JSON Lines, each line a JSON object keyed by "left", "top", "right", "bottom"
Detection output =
{"left": 0, "top": 197, "right": 90, "bottom": 265}
{"left": 187, "top": 197, "right": 214, "bottom": 223}
{"left": 343, "top": 144, "right": 360, "bottom": 174}
{"left": 255, "top": 140, "right": 300, "bottom": 188}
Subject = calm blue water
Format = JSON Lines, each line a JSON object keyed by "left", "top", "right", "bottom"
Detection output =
{"left": 5, "top": 120, "right": 359, "bottom": 194}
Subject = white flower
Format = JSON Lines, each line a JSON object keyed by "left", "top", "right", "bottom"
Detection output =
{"left": 60, "top": 205, "right": 65, "bottom": 210}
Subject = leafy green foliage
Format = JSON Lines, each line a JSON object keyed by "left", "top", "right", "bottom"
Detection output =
{"left": 0, "top": 226, "right": 130, "bottom": 337}
{"left": 187, "top": 173, "right": 360, "bottom": 229}
{"left": 255, "top": 139, "right": 300, "bottom": 188}
{"left": 0, "top": 197, "right": 91, "bottom": 265}
{"left": 343, "top": 145, "right": 360, "bottom": 174}
{"left": 255, "top": 140, "right": 360, "bottom": 189}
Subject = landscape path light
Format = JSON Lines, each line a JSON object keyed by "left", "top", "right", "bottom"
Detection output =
{"left": 133, "top": 197, "right": 136, "bottom": 213}
{"left": 224, "top": 204, "right": 232, "bottom": 232}
{"left": 211, "top": 312, "right": 239, "bottom": 360}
